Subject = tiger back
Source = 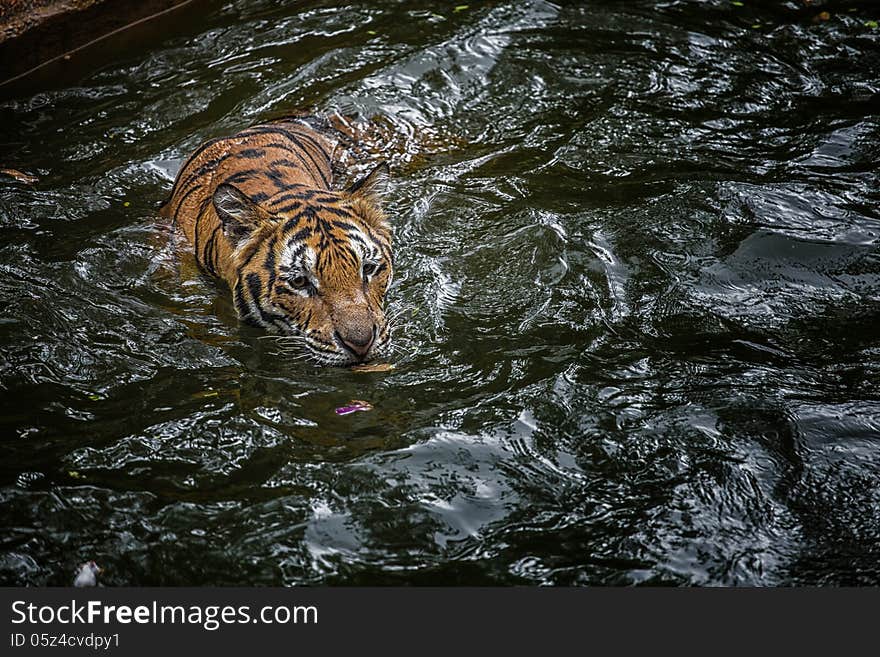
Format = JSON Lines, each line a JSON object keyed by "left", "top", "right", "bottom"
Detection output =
{"left": 160, "top": 117, "right": 393, "bottom": 366}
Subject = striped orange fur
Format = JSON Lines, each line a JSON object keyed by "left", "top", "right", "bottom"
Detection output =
{"left": 161, "top": 116, "right": 393, "bottom": 365}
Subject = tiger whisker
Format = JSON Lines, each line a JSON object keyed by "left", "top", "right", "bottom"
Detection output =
{"left": 386, "top": 309, "right": 414, "bottom": 323}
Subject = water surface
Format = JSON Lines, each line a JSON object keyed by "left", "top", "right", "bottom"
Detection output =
{"left": 2, "top": 0, "right": 879, "bottom": 585}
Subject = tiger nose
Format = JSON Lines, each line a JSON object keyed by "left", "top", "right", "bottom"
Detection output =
{"left": 335, "top": 325, "right": 376, "bottom": 360}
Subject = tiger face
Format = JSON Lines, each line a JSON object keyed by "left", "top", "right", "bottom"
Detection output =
{"left": 212, "top": 163, "right": 393, "bottom": 365}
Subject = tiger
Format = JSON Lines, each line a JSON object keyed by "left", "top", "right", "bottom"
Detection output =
{"left": 160, "top": 115, "right": 393, "bottom": 366}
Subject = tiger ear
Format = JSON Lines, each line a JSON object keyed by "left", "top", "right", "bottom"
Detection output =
{"left": 347, "top": 162, "right": 390, "bottom": 202}
{"left": 213, "top": 184, "right": 271, "bottom": 247}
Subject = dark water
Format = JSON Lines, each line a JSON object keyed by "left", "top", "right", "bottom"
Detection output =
{"left": 2, "top": 0, "right": 879, "bottom": 586}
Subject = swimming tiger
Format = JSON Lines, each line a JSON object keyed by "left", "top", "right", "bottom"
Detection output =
{"left": 160, "top": 115, "right": 393, "bottom": 366}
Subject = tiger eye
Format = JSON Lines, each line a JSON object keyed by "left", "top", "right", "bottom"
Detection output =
{"left": 363, "top": 262, "right": 378, "bottom": 277}
{"left": 290, "top": 275, "right": 308, "bottom": 289}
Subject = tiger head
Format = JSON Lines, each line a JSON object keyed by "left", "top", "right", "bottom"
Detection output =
{"left": 212, "top": 163, "right": 393, "bottom": 366}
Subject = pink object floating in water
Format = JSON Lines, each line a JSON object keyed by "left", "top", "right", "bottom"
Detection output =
{"left": 335, "top": 400, "right": 372, "bottom": 415}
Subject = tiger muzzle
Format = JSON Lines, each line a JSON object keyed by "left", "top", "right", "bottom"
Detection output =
{"left": 334, "top": 324, "right": 376, "bottom": 361}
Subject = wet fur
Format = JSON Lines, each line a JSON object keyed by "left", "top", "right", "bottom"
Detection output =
{"left": 160, "top": 117, "right": 393, "bottom": 365}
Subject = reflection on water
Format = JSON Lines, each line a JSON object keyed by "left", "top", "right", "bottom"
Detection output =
{"left": 1, "top": 0, "right": 879, "bottom": 585}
